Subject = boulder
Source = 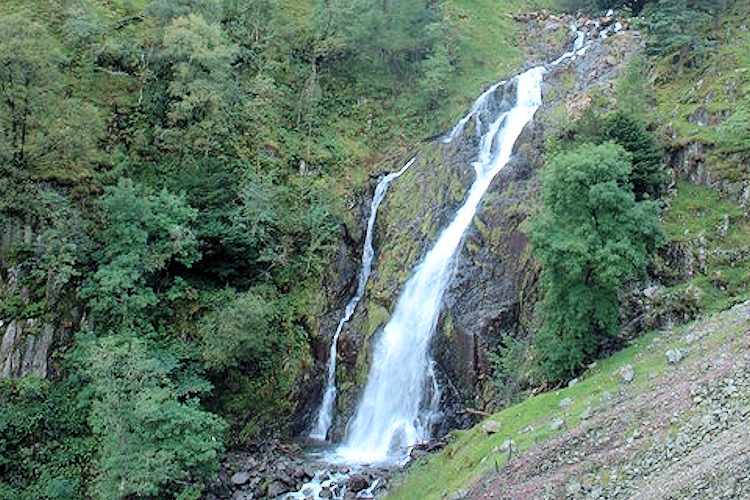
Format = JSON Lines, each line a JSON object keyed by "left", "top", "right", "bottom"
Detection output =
{"left": 230, "top": 471, "right": 252, "bottom": 486}
{"left": 482, "top": 420, "right": 503, "bottom": 435}
{"left": 666, "top": 348, "right": 685, "bottom": 364}
{"left": 348, "top": 474, "right": 371, "bottom": 493}
{"left": 266, "top": 481, "right": 289, "bottom": 498}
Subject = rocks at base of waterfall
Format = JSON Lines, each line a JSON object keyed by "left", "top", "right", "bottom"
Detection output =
{"left": 347, "top": 474, "right": 371, "bottom": 493}
{"left": 231, "top": 471, "right": 252, "bottom": 486}
{"left": 666, "top": 348, "right": 685, "bottom": 364}
{"left": 619, "top": 365, "right": 635, "bottom": 383}
{"left": 267, "top": 481, "right": 289, "bottom": 498}
{"left": 233, "top": 491, "right": 254, "bottom": 500}
{"left": 482, "top": 420, "right": 503, "bottom": 435}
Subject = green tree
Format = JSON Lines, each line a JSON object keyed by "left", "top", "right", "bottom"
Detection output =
{"left": 83, "top": 335, "right": 225, "bottom": 499}
{"left": 529, "top": 144, "right": 663, "bottom": 381}
{"left": 602, "top": 111, "right": 664, "bottom": 200}
{"left": 159, "top": 13, "right": 239, "bottom": 156}
{"left": 83, "top": 179, "right": 199, "bottom": 334}
{"left": 0, "top": 15, "right": 64, "bottom": 171}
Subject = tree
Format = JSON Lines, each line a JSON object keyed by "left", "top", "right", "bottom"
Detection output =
{"left": 0, "top": 15, "right": 64, "bottom": 171}
{"left": 159, "top": 13, "right": 239, "bottom": 156}
{"left": 602, "top": 111, "right": 664, "bottom": 200}
{"left": 84, "top": 335, "right": 226, "bottom": 499}
{"left": 643, "top": 0, "right": 715, "bottom": 73}
{"left": 83, "top": 179, "right": 199, "bottom": 334}
{"left": 529, "top": 144, "right": 663, "bottom": 381}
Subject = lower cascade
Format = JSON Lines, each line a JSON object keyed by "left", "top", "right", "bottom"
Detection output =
{"left": 310, "top": 158, "right": 415, "bottom": 441}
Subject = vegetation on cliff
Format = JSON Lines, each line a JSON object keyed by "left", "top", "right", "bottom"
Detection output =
{"left": 0, "top": 0, "right": 748, "bottom": 498}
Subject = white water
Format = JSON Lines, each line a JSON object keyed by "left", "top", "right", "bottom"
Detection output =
{"left": 442, "top": 82, "right": 504, "bottom": 143}
{"left": 337, "top": 65, "right": 547, "bottom": 464}
{"left": 309, "top": 158, "right": 416, "bottom": 441}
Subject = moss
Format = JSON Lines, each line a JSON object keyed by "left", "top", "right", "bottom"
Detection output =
{"left": 443, "top": 313, "right": 454, "bottom": 339}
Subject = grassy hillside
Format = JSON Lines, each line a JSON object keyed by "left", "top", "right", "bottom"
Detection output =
{"left": 388, "top": 299, "right": 750, "bottom": 498}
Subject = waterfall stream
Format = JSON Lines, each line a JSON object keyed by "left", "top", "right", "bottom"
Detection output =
{"left": 337, "top": 65, "right": 547, "bottom": 464}
{"left": 310, "top": 158, "right": 416, "bottom": 441}
{"left": 285, "top": 21, "right": 617, "bottom": 500}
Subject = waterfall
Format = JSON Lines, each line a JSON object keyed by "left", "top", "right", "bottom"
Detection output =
{"left": 337, "top": 65, "right": 547, "bottom": 464}
{"left": 309, "top": 158, "right": 416, "bottom": 441}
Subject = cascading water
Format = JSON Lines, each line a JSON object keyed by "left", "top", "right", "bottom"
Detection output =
{"left": 309, "top": 158, "right": 416, "bottom": 441}
{"left": 284, "top": 22, "right": 612, "bottom": 500}
{"left": 337, "top": 65, "right": 547, "bottom": 464}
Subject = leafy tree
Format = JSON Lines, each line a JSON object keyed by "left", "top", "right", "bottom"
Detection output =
{"left": 0, "top": 15, "right": 64, "bottom": 171}
{"left": 83, "top": 179, "right": 199, "bottom": 334}
{"left": 146, "top": 0, "right": 222, "bottom": 25}
{"left": 0, "top": 376, "right": 94, "bottom": 500}
{"left": 159, "top": 13, "right": 240, "bottom": 156}
{"left": 529, "top": 144, "right": 663, "bottom": 381}
{"left": 602, "top": 111, "right": 664, "bottom": 200}
{"left": 83, "top": 335, "right": 226, "bottom": 499}
{"left": 616, "top": 53, "right": 651, "bottom": 120}
{"left": 420, "top": 42, "right": 454, "bottom": 108}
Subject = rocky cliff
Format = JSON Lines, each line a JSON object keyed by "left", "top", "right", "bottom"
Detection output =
{"left": 301, "top": 13, "right": 647, "bottom": 440}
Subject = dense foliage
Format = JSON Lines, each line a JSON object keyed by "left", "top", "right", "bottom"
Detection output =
{"left": 530, "top": 143, "right": 663, "bottom": 381}
{"left": 0, "top": 0, "right": 456, "bottom": 497}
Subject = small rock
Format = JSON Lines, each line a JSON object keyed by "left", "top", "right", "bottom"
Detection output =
{"left": 559, "top": 397, "right": 573, "bottom": 409}
{"left": 602, "top": 391, "right": 613, "bottom": 402}
{"left": 619, "top": 365, "right": 635, "bottom": 383}
{"left": 348, "top": 474, "right": 370, "bottom": 493}
{"left": 319, "top": 487, "right": 333, "bottom": 499}
{"left": 550, "top": 418, "right": 566, "bottom": 431}
{"left": 581, "top": 406, "right": 593, "bottom": 420}
{"left": 567, "top": 378, "right": 579, "bottom": 387}
{"left": 666, "top": 348, "right": 684, "bottom": 364}
{"left": 449, "top": 490, "right": 469, "bottom": 500}
{"left": 482, "top": 420, "right": 503, "bottom": 435}
{"left": 267, "top": 482, "right": 290, "bottom": 497}
{"left": 499, "top": 439, "right": 516, "bottom": 452}
{"left": 231, "top": 471, "right": 252, "bottom": 486}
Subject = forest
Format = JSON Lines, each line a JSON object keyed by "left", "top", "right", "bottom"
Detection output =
{"left": 1, "top": 0, "right": 748, "bottom": 498}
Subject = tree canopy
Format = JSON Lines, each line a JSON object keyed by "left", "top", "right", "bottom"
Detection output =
{"left": 530, "top": 144, "right": 663, "bottom": 380}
